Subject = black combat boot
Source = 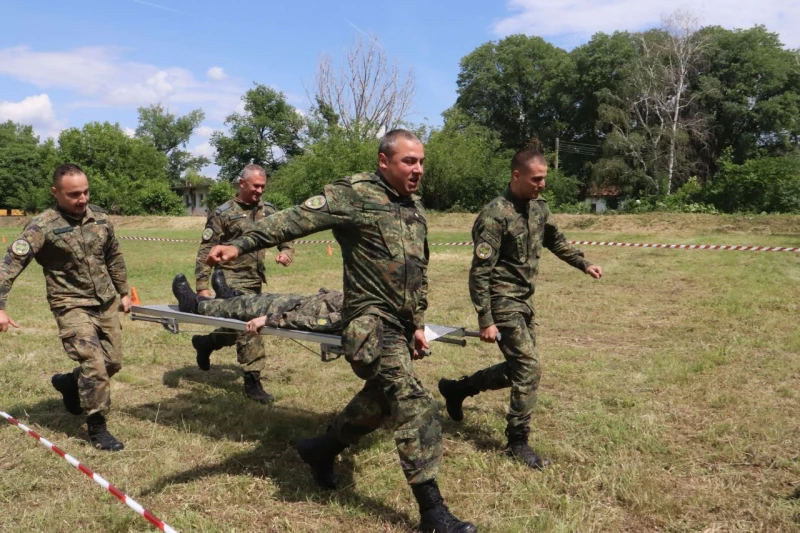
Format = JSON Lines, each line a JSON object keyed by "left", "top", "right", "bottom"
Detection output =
{"left": 172, "top": 274, "right": 198, "bottom": 313}
{"left": 192, "top": 335, "right": 215, "bottom": 371}
{"left": 86, "top": 413, "right": 124, "bottom": 451}
{"left": 504, "top": 426, "right": 551, "bottom": 470}
{"left": 438, "top": 377, "right": 480, "bottom": 422}
{"left": 295, "top": 430, "right": 349, "bottom": 490}
{"left": 211, "top": 269, "right": 244, "bottom": 299}
{"left": 51, "top": 372, "right": 83, "bottom": 415}
{"left": 412, "top": 480, "right": 478, "bottom": 533}
{"left": 243, "top": 371, "right": 275, "bottom": 404}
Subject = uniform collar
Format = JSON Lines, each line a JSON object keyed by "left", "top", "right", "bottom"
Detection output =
{"left": 502, "top": 187, "right": 530, "bottom": 211}
{"left": 233, "top": 196, "right": 260, "bottom": 210}
{"left": 56, "top": 204, "right": 95, "bottom": 223}
{"left": 376, "top": 170, "right": 416, "bottom": 203}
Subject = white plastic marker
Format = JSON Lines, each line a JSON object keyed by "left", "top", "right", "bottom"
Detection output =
{"left": 1, "top": 410, "right": 178, "bottom": 533}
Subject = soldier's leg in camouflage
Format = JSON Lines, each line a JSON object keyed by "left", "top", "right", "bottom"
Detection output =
{"left": 192, "top": 327, "right": 235, "bottom": 371}
{"left": 497, "top": 313, "right": 548, "bottom": 470}
{"left": 237, "top": 332, "right": 273, "bottom": 404}
{"left": 56, "top": 306, "right": 124, "bottom": 451}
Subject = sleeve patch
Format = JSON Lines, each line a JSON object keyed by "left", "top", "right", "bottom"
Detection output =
{"left": 202, "top": 227, "right": 214, "bottom": 242}
{"left": 475, "top": 242, "right": 494, "bottom": 260}
{"left": 304, "top": 195, "right": 327, "bottom": 210}
{"left": 11, "top": 239, "right": 30, "bottom": 256}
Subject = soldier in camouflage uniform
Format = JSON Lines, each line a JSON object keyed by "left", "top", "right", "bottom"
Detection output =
{"left": 438, "top": 145, "right": 603, "bottom": 469}
{"left": 193, "top": 164, "right": 294, "bottom": 404}
{"left": 0, "top": 164, "right": 131, "bottom": 451}
{"left": 199, "top": 130, "right": 476, "bottom": 533}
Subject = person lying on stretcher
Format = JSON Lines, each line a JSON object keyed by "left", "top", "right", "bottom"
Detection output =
{"left": 172, "top": 271, "right": 343, "bottom": 335}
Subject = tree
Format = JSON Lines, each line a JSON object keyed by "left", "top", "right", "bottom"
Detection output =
{"left": 210, "top": 84, "right": 304, "bottom": 182}
{"left": 0, "top": 121, "right": 56, "bottom": 212}
{"left": 313, "top": 35, "right": 415, "bottom": 139}
{"left": 135, "top": 104, "right": 209, "bottom": 186}
{"left": 596, "top": 13, "right": 708, "bottom": 195}
{"left": 58, "top": 122, "right": 170, "bottom": 214}
{"left": 454, "top": 35, "right": 572, "bottom": 151}
{"left": 694, "top": 25, "right": 800, "bottom": 172}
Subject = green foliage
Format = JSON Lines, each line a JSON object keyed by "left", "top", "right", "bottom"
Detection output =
{"left": 211, "top": 83, "right": 304, "bottom": 182}
{"left": 421, "top": 109, "right": 512, "bottom": 211}
{"left": 0, "top": 121, "right": 55, "bottom": 212}
{"left": 136, "top": 104, "right": 209, "bottom": 186}
{"left": 706, "top": 153, "right": 800, "bottom": 213}
{"left": 271, "top": 130, "right": 376, "bottom": 204}
{"left": 262, "top": 192, "right": 293, "bottom": 211}
{"left": 57, "top": 122, "right": 177, "bottom": 215}
{"left": 204, "top": 180, "right": 235, "bottom": 211}
{"left": 137, "top": 181, "right": 185, "bottom": 216}
{"left": 541, "top": 169, "right": 581, "bottom": 209}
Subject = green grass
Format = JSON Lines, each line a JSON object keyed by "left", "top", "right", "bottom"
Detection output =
{"left": 1, "top": 214, "right": 799, "bottom": 532}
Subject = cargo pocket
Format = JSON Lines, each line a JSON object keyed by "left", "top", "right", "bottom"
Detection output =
{"left": 342, "top": 314, "right": 384, "bottom": 380}
{"left": 58, "top": 328, "right": 80, "bottom": 362}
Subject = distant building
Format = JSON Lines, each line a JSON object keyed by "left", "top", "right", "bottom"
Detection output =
{"left": 585, "top": 185, "right": 621, "bottom": 213}
{"left": 173, "top": 183, "right": 211, "bottom": 216}
{"left": 0, "top": 208, "right": 26, "bottom": 217}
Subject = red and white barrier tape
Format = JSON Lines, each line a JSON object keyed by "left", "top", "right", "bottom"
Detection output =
{"left": 118, "top": 235, "right": 799, "bottom": 253}
{"left": 1, "top": 410, "right": 177, "bottom": 533}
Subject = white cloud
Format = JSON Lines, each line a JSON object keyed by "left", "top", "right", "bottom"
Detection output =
{"left": 0, "top": 46, "right": 245, "bottom": 121}
{"left": 207, "top": 66, "right": 227, "bottom": 80}
{"left": 0, "top": 93, "right": 63, "bottom": 138}
{"left": 196, "top": 125, "right": 215, "bottom": 137}
{"left": 123, "top": 127, "right": 136, "bottom": 137}
{"left": 494, "top": 0, "right": 800, "bottom": 48}
{"left": 190, "top": 141, "right": 215, "bottom": 160}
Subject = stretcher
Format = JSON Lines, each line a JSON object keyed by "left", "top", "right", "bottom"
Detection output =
{"left": 130, "top": 304, "right": 477, "bottom": 361}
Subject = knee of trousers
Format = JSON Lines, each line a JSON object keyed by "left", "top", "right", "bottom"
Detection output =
{"left": 392, "top": 399, "right": 442, "bottom": 485}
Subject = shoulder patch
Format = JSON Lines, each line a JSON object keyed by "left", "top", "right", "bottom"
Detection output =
{"left": 11, "top": 239, "right": 30, "bottom": 257}
{"left": 475, "top": 242, "right": 494, "bottom": 260}
{"left": 304, "top": 195, "right": 327, "bottom": 210}
{"left": 202, "top": 227, "right": 214, "bottom": 242}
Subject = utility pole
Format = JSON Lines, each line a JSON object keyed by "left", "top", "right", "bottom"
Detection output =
{"left": 554, "top": 137, "right": 559, "bottom": 170}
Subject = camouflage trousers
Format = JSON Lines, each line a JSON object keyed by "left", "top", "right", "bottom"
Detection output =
{"left": 205, "top": 286, "right": 267, "bottom": 373}
{"left": 464, "top": 311, "right": 541, "bottom": 431}
{"left": 332, "top": 315, "right": 442, "bottom": 485}
{"left": 53, "top": 298, "right": 123, "bottom": 416}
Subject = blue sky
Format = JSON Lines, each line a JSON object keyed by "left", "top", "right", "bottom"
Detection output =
{"left": 1, "top": 0, "right": 797, "bottom": 172}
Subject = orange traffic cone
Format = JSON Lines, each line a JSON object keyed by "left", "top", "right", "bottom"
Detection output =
{"left": 130, "top": 286, "right": 141, "bottom": 305}
{"left": 327, "top": 244, "right": 333, "bottom": 256}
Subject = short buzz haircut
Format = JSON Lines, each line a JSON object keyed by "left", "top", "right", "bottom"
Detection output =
{"left": 52, "top": 163, "right": 86, "bottom": 187}
{"left": 238, "top": 163, "right": 268, "bottom": 183}
{"left": 511, "top": 140, "right": 547, "bottom": 173}
{"left": 378, "top": 129, "right": 422, "bottom": 159}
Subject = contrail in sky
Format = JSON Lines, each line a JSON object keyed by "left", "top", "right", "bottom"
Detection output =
{"left": 345, "top": 18, "right": 384, "bottom": 48}
{"left": 128, "top": 0, "right": 220, "bottom": 23}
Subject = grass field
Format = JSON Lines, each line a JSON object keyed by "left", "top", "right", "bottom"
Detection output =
{"left": 1, "top": 213, "right": 799, "bottom": 532}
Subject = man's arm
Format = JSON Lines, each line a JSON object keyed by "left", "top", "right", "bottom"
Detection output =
{"left": 0, "top": 224, "right": 46, "bottom": 328}
{"left": 103, "top": 218, "right": 129, "bottom": 297}
{"left": 265, "top": 204, "right": 295, "bottom": 266}
{"left": 195, "top": 213, "right": 223, "bottom": 292}
{"left": 469, "top": 213, "right": 503, "bottom": 330}
{"left": 209, "top": 187, "right": 353, "bottom": 265}
{"left": 413, "top": 237, "right": 430, "bottom": 330}
{"left": 542, "top": 205, "right": 592, "bottom": 272}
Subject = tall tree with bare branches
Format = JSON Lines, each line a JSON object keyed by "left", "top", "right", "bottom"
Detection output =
{"left": 313, "top": 35, "right": 415, "bottom": 139}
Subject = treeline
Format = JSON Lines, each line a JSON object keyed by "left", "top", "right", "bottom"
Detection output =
{"left": 1, "top": 15, "right": 798, "bottom": 215}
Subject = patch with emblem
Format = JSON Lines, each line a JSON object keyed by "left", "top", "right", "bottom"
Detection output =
{"left": 304, "top": 195, "right": 327, "bottom": 210}
{"left": 316, "top": 318, "right": 330, "bottom": 326}
{"left": 475, "top": 242, "right": 494, "bottom": 260}
{"left": 11, "top": 239, "right": 30, "bottom": 256}
{"left": 202, "top": 227, "right": 214, "bottom": 242}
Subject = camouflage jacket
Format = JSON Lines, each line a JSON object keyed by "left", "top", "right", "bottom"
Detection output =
{"left": 470, "top": 188, "right": 591, "bottom": 328}
{"left": 0, "top": 204, "right": 128, "bottom": 312}
{"left": 195, "top": 197, "right": 294, "bottom": 292}
{"left": 230, "top": 172, "right": 429, "bottom": 329}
